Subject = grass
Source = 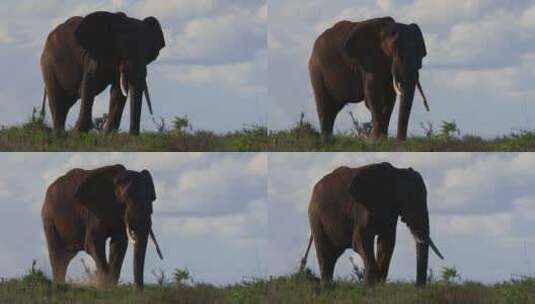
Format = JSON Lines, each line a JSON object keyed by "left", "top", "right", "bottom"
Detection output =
{"left": 1, "top": 110, "right": 534, "bottom": 151}
{"left": 1, "top": 263, "right": 535, "bottom": 304}
{"left": 0, "top": 109, "right": 268, "bottom": 152}
{"left": 269, "top": 113, "right": 535, "bottom": 152}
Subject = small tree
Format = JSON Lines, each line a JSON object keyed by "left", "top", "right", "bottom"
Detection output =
{"left": 348, "top": 111, "right": 372, "bottom": 137}
{"left": 172, "top": 116, "right": 192, "bottom": 134}
{"left": 349, "top": 256, "right": 364, "bottom": 283}
{"left": 152, "top": 116, "right": 168, "bottom": 133}
{"left": 439, "top": 120, "right": 460, "bottom": 139}
{"left": 151, "top": 268, "right": 167, "bottom": 286}
{"left": 21, "top": 260, "right": 50, "bottom": 287}
{"left": 93, "top": 113, "right": 108, "bottom": 132}
{"left": 440, "top": 266, "right": 461, "bottom": 284}
{"left": 173, "top": 268, "right": 193, "bottom": 286}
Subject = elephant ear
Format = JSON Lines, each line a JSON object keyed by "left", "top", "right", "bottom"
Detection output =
{"left": 409, "top": 23, "right": 427, "bottom": 58}
{"left": 399, "top": 168, "right": 428, "bottom": 224}
{"left": 140, "top": 170, "right": 156, "bottom": 214}
{"left": 349, "top": 162, "right": 396, "bottom": 221}
{"left": 140, "top": 170, "right": 156, "bottom": 201}
{"left": 344, "top": 17, "right": 396, "bottom": 72}
{"left": 75, "top": 164, "right": 126, "bottom": 220}
{"left": 143, "top": 16, "right": 165, "bottom": 64}
{"left": 75, "top": 11, "right": 126, "bottom": 61}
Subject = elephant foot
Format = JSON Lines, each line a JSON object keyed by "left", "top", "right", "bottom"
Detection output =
{"left": 95, "top": 272, "right": 117, "bottom": 289}
{"left": 363, "top": 271, "right": 380, "bottom": 286}
{"left": 73, "top": 120, "right": 93, "bottom": 134}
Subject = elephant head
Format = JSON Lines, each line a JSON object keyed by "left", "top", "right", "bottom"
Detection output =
{"left": 75, "top": 165, "right": 163, "bottom": 288}
{"left": 75, "top": 12, "right": 165, "bottom": 134}
{"left": 349, "top": 163, "right": 443, "bottom": 286}
{"left": 345, "top": 18, "right": 429, "bottom": 140}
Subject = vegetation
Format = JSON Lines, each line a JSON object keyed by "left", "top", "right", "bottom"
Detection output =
{"left": 0, "top": 108, "right": 268, "bottom": 151}
{"left": 1, "top": 262, "right": 534, "bottom": 304}
{"left": 269, "top": 113, "right": 535, "bottom": 152}
{"left": 1, "top": 110, "right": 534, "bottom": 151}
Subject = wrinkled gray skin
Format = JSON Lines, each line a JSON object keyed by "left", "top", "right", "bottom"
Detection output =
{"left": 41, "top": 165, "right": 163, "bottom": 289}
{"left": 301, "top": 162, "right": 443, "bottom": 286}
{"left": 40, "top": 11, "right": 165, "bottom": 135}
{"left": 309, "top": 17, "right": 429, "bottom": 140}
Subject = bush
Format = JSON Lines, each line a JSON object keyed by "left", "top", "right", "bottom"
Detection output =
{"left": 173, "top": 268, "right": 193, "bottom": 286}
{"left": 172, "top": 116, "right": 192, "bottom": 134}
{"left": 440, "top": 266, "right": 461, "bottom": 284}
{"left": 21, "top": 260, "right": 50, "bottom": 287}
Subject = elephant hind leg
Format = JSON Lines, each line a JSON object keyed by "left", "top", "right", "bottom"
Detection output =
{"left": 310, "top": 219, "right": 343, "bottom": 283}
{"left": 309, "top": 64, "right": 343, "bottom": 140}
{"left": 50, "top": 251, "right": 75, "bottom": 284}
{"left": 42, "top": 73, "right": 74, "bottom": 135}
{"left": 43, "top": 222, "right": 75, "bottom": 283}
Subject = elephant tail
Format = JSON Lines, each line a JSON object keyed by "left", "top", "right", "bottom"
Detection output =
{"left": 299, "top": 234, "right": 313, "bottom": 272}
{"left": 40, "top": 88, "right": 47, "bottom": 119}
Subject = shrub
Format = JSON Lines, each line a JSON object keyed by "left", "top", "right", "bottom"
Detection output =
{"left": 21, "top": 260, "right": 50, "bottom": 287}
{"left": 173, "top": 268, "right": 193, "bottom": 286}
{"left": 440, "top": 266, "right": 461, "bottom": 284}
{"left": 172, "top": 115, "right": 192, "bottom": 134}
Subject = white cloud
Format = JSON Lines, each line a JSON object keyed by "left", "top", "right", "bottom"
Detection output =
{"left": 513, "top": 196, "right": 535, "bottom": 220}
{"left": 135, "top": 0, "right": 214, "bottom": 19}
{"left": 437, "top": 213, "right": 512, "bottom": 237}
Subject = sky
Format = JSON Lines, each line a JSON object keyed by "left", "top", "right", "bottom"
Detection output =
{"left": 269, "top": 0, "right": 535, "bottom": 137}
{"left": 0, "top": 0, "right": 267, "bottom": 132}
{"left": 268, "top": 153, "right": 535, "bottom": 283}
{"left": 0, "top": 153, "right": 268, "bottom": 285}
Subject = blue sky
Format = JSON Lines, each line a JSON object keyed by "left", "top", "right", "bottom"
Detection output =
{"left": 0, "top": 0, "right": 267, "bottom": 132}
{"left": 268, "top": 153, "right": 535, "bottom": 283}
{"left": 269, "top": 0, "right": 535, "bottom": 137}
{"left": 0, "top": 153, "right": 267, "bottom": 285}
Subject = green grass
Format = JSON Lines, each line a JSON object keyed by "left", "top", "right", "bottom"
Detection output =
{"left": 2, "top": 268, "right": 535, "bottom": 304}
{"left": 0, "top": 111, "right": 268, "bottom": 152}
{"left": 2, "top": 110, "right": 534, "bottom": 151}
{"left": 269, "top": 115, "right": 535, "bottom": 152}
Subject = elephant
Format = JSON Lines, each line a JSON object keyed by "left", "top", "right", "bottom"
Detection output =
{"left": 309, "top": 17, "right": 430, "bottom": 140}
{"left": 300, "top": 162, "right": 443, "bottom": 286}
{"left": 40, "top": 11, "right": 165, "bottom": 135}
{"left": 41, "top": 164, "right": 163, "bottom": 288}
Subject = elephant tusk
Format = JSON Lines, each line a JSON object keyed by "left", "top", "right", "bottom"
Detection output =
{"left": 126, "top": 224, "right": 136, "bottom": 244}
{"left": 120, "top": 71, "right": 129, "bottom": 98}
{"left": 143, "top": 81, "right": 154, "bottom": 116}
{"left": 149, "top": 228, "right": 164, "bottom": 260}
{"left": 413, "top": 235, "right": 444, "bottom": 260}
{"left": 428, "top": 237, "right": 444, "bottom": 260}
{"left": 417, "top": 80, "right": 430, "bottom": 112}
{"left": 392, "top": 74, "right": 403, "bottom": 96}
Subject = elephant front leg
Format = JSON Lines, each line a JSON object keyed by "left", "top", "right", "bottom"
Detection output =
{"left": 376, "top": 230, "right": 396, "bottom": 283}
{"left": 87, "top": 235, "right": 112, "bottom": 287}
{"left": 364, "top": 78, "right": 389, "bottom": 140}
{"left": 74, "top": 74, "right": 96, "bottom": 133}
{"left": 353, "top": 228, "right": 380, "bottom": 286}
{"left": 108, "top": 236, "right": 128, "bottom": 284}
{"left": 105, "top": 85, "right": 127, "bottom": 133}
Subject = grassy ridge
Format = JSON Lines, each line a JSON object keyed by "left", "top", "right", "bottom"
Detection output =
{"left": 1, "top": 111, "right": 533, "bottom": 151}
{"left": 0, "top": 113, "right": 268, "bottom": 152}
{"left": 2, "top": 271, "right": 535, "bottom": 304}
{"left": 269, "top": 117, "right": 535, "bottom": 152}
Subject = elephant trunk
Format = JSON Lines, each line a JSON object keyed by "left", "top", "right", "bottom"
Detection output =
{"left": 396, "top": 77, "right": 417, "bottom": 140}
{"left": 415, "top": 239, "right": 429, "bottom": 286}
{"left": 129, "top": 86, "right": 143, "bottom": 135}
{"left": 133, "top": 230, "right": 149, "bottom": 289}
